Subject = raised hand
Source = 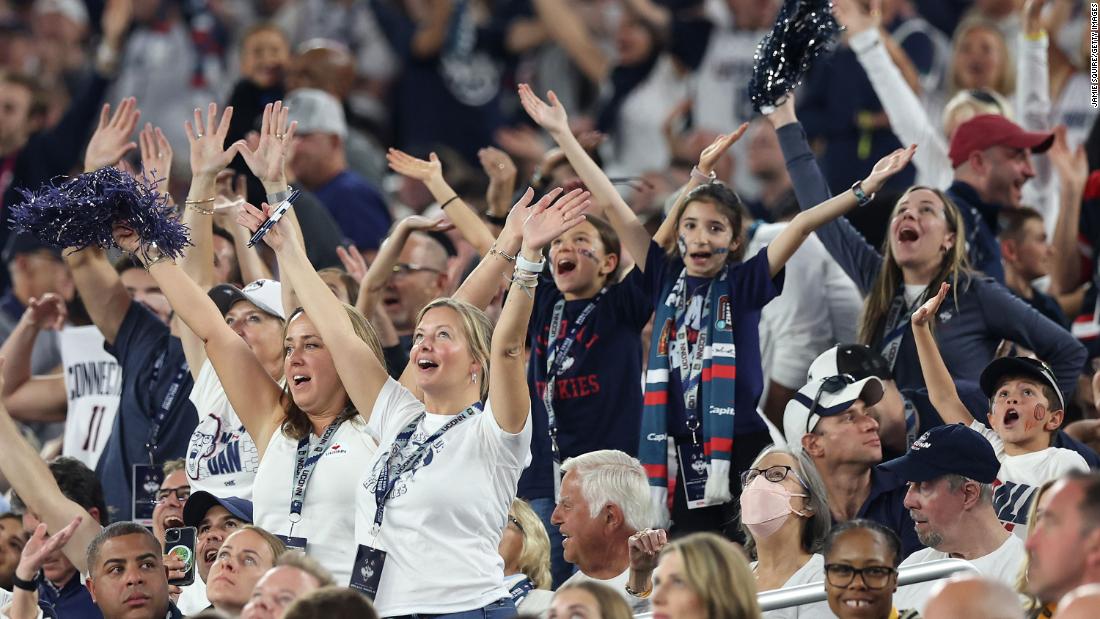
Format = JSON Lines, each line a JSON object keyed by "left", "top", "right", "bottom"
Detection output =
{"left": 479, "top": 146, "right": 518, "bottom": 217}
{"left": 522, "top": 187, "right": 592, "bottom": 251}
{"left": 1047, "top": 125, "right": 1089, "bottom": 192}
{"left": 100, "top": 0, "right": 133, "bottom": 49}
{"left": 16, "top": 517, "right": 83, "bottom": 584}
{"left": 236, "top": 101, "right": 295, "bottom": 189}
{"left": 832, "top": 0, "right": 880, "bottom": 36}
{"left": 912, "top": 282, "right": 949, "bottom": 328}
{"left": 1023, "top": 0, "right": 1046, "bottom": 35}
{"left": 386, "top": 149, "right": 444, "bottom": 185}
{"left": 628, "top": 528, "right": 668, "bottom": 574}
{"left": 235, "top": 202, "right": 300, "bottom": 253}
{"left": 184, "top": 103, "right": 239, "bottom": 181}
{"left": 336, "top": 245, "right": 368, "bottom": 283}
{"left": 864, "top": 144, "right": 917, "bottom": 194}
{"left": 518, "top": 83, "right": 570, "bottom": 136}
{"left": 84, "top": 97, "right": 140, "bottom": 172}
{"left": 495, "top": 125, "right": 548, "bottom": 161}
{"left": 698, "top": 123, "right": 749, "bottom": 176}
{"left": 502, "top": 187, "right": 542, "bottom": 242}
{"left": 24, "top": 293, "right": 67, "bottom": 331}
{"left": 111, "top": 224, "right": 143, "bottom": 255}
{"left": 138, "top": 123, "right": 173, "bottom": 193}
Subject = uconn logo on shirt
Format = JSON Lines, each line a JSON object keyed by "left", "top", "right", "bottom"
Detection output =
{"left": 187, "top": 420, "right": 260, "bottom": 482}
{"left": 993, "top": 480, "right": 1036, "bottom": 529}
{"left": 362, "top": 432, "right": 448, "bottom": 500}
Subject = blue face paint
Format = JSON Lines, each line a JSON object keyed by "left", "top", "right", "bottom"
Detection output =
{"left": 712, "top": 247, "right": 729, "bottom": 255}
{"left": 677, "top": 235, "right": 688, "bottom": 256}
{"left": 577, "top": 248, "right": 599, "bottom": 263}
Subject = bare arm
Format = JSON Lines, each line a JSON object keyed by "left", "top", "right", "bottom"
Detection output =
{"left": 452, "top": 189, "right": 541, "bottom": 310}
{"left": 64, "top": 247, "right": 133, "bottom": 346}
{"left": 769, "top": 146, "right": 917, "bottom": 277}
{"left": 411, "top": 0, "right": 455, "bottom": 58}
{"left": 530, "top": 0, "right": 609, "bottom": 84}
{"left": 518, "top": 84, "right": 653, "bottom": 270}
{"left": 0, "top": 295, "right": 67, "bottom": 422}
{"left": 10, "top": 518, "right": 82, "bottom": 619}
{"left": 910, "top": 283, "right": 974, "bottom": 425}
{"left": 1048, "top": 125, "right": 1088, "bottom": 294}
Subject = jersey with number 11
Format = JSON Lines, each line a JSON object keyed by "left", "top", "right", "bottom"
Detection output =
{"left": 61, "top": 325, "right": 122, "bottom": 469}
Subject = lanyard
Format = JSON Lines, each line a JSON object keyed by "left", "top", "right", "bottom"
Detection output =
{"left": 289, "top": 418, "right": 345, "bottom": 531}
{"left": 508, "top": 577, "right": 534, "bottom": 605}
{"left": 542, "top": 289, "right": 606, "bottom": 453}
{"left": 673, "top": 274, "right": 711, "bottom": 432}
{"left": 371, "top": 404, "right": 481, "bottom": 533}
{"left": 879, "top": 287, "right": 926, "bottom": 372}
{"left": 145, "top": 349, "right": 189, "bottom": 464}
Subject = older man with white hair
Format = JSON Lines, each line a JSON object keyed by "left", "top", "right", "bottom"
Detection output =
{"left": 519, "top": 450, "right": 654, "bottom": 615}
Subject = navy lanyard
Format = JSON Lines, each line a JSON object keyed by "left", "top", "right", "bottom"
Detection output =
{"left": 880, "top": 286, "right": 927, "bottom": 372}
{"left": 542, "top": 289, "right": 606, "bottom": 448}
{"left": 371, "top": 404, "right": 482, "bottom": 531}
{"left": 509, "top": 577, "right": 534, "bottom": 605}
{"left": 289, "top": 418, "right": 345, "bottom": 531}
{"left": 146, "top": 349, "right": 189, "bottom": 464}
{"left": 673, "top": 274, "right": 711, "bottom": 433}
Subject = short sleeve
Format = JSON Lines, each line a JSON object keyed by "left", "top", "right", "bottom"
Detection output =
{"left": 106, "top": 302, "right": 168, "bottom": 365}
{"left": 969, "top": 420, "right": 1005, "bottom": 460}
{"left": 729, "top": 246, "right": 785, "bottom": 311}
{"left": 606, "top": 267, "right": 654, "bottom": 329}
{"left": 478, "top": 401, "right": 532, "bottom": 469}
{"left": 368, "top": 378, "right": 426, "bottom": 442}
{"left": 188, "top": 360, "right": 221, "bottom": 413}
{"left": 642, "top": 240, "right": 673, "bottom": 300}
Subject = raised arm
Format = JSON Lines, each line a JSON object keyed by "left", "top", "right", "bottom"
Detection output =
{"left": 113, "top": 229, "right": 285, "bottom": 452}
{"left": 530, "top": 0, "right": 609, "bottom": 84}
{"left": 910, "top": 283, "right": 975, "bottom": 425}
{"left": 237, "top": 203, "right": 390, "bottom": 418}
{"left": 356, "top": 216, "right": 453, "bottom": 314}
{"left": 0, "top": 295, "right": 67, "bottom": 422}
{"left": 0, "top": 361, "right": 101, "bottom": 574}
{"left": 214, "top": 174, "right": 274, "bottom": 283}
{"left": 478, "top": 147, "right": 518, "bottom": 226}
{"left": 490, "top": 188, "right": 592, "bottom": 432}
{"left": 1048, "top": 125, "right": 1089, "bottom": 297}
{"left": 518, "top": 84, "right": 653, "bottom": 270}
{"left": 768, "top": 145, "right": 916, "bottom": 277}
{"left": 386, "top": 149, "right": 496, "bottom": 255}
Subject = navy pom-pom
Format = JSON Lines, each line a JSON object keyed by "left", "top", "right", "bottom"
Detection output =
{"left": 9, "top": 167, "right": 189, "bottom": 259}
{"left": 749, "top": 0, "right": 841, "bottom": 113}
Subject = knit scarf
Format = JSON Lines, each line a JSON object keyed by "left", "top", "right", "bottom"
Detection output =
{"left": 639, "top": 267, "right": 737, "bottom": 514}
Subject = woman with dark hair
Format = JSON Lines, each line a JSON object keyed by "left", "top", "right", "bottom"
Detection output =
{"left": 823, "top": 520, "right": 917, "bottom": 619}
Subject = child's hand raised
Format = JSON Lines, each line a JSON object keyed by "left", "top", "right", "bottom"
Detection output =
{"left": 518, "top": 84, "right": 570, "bottom": 136}
{"left": 911, "top": 282, "right": 949, "bottom": 327}
{"left": 698, "top": 123, "right": 749, "bottom": 177}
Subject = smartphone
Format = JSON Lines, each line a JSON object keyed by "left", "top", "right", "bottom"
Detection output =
{"left": 164, "top": 527, "right": 197, "bottom": 587}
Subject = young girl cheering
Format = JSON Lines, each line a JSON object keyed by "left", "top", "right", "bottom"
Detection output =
{"left": 519, "top": 84, "right": 916, "bottom": 534}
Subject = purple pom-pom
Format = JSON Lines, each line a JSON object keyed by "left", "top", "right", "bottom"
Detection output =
{"left": 749, "top": 0, "right": 840, "bottom": 113}
{"left": 8, "top": 167, "right": 190, "bottom": 259}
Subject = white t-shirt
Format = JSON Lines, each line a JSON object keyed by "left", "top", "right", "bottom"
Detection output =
{"left": 894, "top": 533, "right": 1025, "bottom": 614}
{"left": 253, "top": 416, "right": 379, "bottom": 586}
{"left": 519, "top": 568, "right": 651, "bottom": 617}
{"left": 970, "top": 421, "right": 1089, "bottom": 536}
{"left": 60, "top": 325, "right": 122, "bottom": 469}
{"left": 357, "top": 378, "right": 531, "bottom": 616}
{"left": 601, "top": 55, "right": 691, "bottom": 178}
{"left": 186, "top": 360, "right": 262, "bottom": 499}
{"left": 757, "top": 554, "right": 833, "bottom": 619}
{"left": 176, "top": 572, "right": 209, "bottom": 615}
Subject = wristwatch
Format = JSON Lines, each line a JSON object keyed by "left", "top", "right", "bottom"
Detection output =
{"left": 851, "top": 180, "right": 875, "bottom": 207}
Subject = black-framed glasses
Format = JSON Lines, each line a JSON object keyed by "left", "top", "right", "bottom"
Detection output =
{"left": 507, "top": 515, "right": 524, "bottom": 533}
{"left": 392, "top": 263, "right": 443, "bottom": 277}
{"left": 740, "top": 465, "right": 808, "bottom": 488}
{"left": 807, "top": 374, "right": 857, "bottom": 433}
{"left": 155, "top": 487, "right": 191, "bottom": 503}
{"left": 824, "top": 564, "right": 897, "bottom": 589}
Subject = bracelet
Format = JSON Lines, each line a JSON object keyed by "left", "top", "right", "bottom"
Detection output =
{"left": 11, "top": 572, "right": 37, "bottom": 592}
{"left": 439, "top": 195, "right": 460, "bottom": 209}
{"left": 850, "top": 180, "right": 875, "bottom": 207}
{"left": 690, "top": 166, "right": 716, "bottom": 184}
{"left": 489, "top": 243, "right": 516, "bottom": 263}
{"left": 485, "top": 213, "right": 508, "bottom": 227}
{"left": 266, "top": 189, "right": 290, "bottom": 204}
{"left": 624, "top": 582, "right": 652, "bottom": 598}
{"left": 516, "top": 253, "right": 546, "bottom": 274}
{"left": 185, "top": 197, "right": 216, "bottom": 215}
{"left": 140, "top": 244, "right": 172, "bottom": 270}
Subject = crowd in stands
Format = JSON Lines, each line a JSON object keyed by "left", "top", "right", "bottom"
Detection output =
{"left": 2, "top": 0, "right": 1100, "bottom": 617}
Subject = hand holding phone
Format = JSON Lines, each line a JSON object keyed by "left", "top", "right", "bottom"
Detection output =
{"left": 164, "top": 527, "right": 197, "bottom": 587}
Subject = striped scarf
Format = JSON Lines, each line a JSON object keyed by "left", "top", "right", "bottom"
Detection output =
{"left": 639, "top": 268, "right": 737, "bottom": 515}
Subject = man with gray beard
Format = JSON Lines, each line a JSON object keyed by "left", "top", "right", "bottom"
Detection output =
{"left": 879, "top": 424, "right": 1027, "bottom": 614}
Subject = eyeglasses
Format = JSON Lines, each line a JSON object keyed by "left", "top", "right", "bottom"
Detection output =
{"left": 807, "top": 374, "right": 857, "bottom": 433}
{"left": 740, "top": 465, "right": 808, "bottom": 488}
{"left": 507, "top": 515, "right": 524, "bottom": 533}
{"left": 823, "top": 564, "right": 897, "bottom": 589}
{"left": 155, "top": 487, "right": 191, "bottom": 503}
{"left": 391, "top": 263, "right": 443, "bottom": 277}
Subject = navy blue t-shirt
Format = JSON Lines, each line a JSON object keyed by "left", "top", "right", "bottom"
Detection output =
{"left": 860, "top": 466, "right": 924, "bottom": 559}
{"left": 642, "top": 242, "right": 783, "bottom": 440}
{"left": 310, "top": 169, "right": 392, "bottom": 251}
{"left": 98, "top": 303, "right": 197, "bottom": 522}
{"left": 38, "top": 571, "right": 101, "bottom": 619}
{"left": 518, "top": 268, "right": 653, "bottom": 500}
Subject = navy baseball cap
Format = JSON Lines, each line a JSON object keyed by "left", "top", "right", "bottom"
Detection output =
{"left": 880, "top": 424, "right": 1000, "bottom": 484}
{"left": 3, "top": 233, "right": 62, "bottom": 263}
{"left": 979, "top": 356, "right": 1064, "bottom": 412}
{"left": 183, "top": 491, "right": 253, "bottom": 527}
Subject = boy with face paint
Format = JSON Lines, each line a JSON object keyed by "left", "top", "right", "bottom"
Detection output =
{"left": 912, "top": 283, "right": 1089, "bottom": 537}
{"left": 520, "top": 214, "right": 653, "bottom": 586}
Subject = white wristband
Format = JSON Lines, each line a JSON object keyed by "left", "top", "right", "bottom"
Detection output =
{"left": 516, "top": 254, "right": 545, "bottom": 274}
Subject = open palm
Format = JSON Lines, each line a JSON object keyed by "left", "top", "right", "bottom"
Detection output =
{"left": 865, "top": 145, "right": 916, "bottom": 194}
{"left": 912, "top": 282, "right": 949, "bottom": 327}
{"left": 186, "top": 103, "right": 239, "bottom": 180}
{"left": 523, "top": 188, "right": 592, "bottom": 251}
{"left": 387, "top": 149, "right": 444, "bottom": 184}
{"left": 518, "top": 83, "right": 569, "bottom": 135}
{"left": 237, "top": 101, "right": 295, "bottom": 185}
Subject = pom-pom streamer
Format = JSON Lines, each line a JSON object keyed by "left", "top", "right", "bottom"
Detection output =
{"left": 749, "top": 0, "right": 841, "bottom": 113}
{"left": 8, "top": 167, "right": 189, "bottom": 259}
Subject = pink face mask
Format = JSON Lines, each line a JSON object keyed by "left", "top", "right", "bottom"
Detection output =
{"left": 739, "top": 474, "right": 809, "bottom": 540}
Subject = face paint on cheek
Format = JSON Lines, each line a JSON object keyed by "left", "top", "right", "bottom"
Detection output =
{"left": 712, "top": 247, "right": 729, "bottom": 255}
{"left": 677, "top": 235, "right": 688, "bottom": 256}
{"left": 576, "top": 248, "right": 599, "bottom": 264}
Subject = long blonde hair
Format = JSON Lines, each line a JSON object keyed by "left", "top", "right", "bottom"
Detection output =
{"left": 279, "top": 304, "right": 385, "bottom": 440}
{"left": 659, "top": 532, "right": 762, "bottom": 619}
{"left": 415, "top": 298, "right": 494, "bottom": 402}
{"left": 509, "top": 498, "right": 552, "bottom": 590}
{"left": 857, "top": 186, "right": 972, "bottom": 347}
{"left": 948, "top": 19, "right": 1015, "bottom": 96}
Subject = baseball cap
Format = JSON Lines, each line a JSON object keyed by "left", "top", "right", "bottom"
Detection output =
{"left": 979, "top": 356, "right": 1065, "bottom": 411}
{"left": 182, "top": 491, "right": 253, "bottom": 527}
{"left": 782, "top": 373, "right": 885, "bottom": 443}
{"left": 880, "top": 424, "right": 1000, "bottom": 483}
{"left": 807, "top": 344, "right": 891, "bottom": 384}
{"left": 3, "top": 233, "right": 62, "bottom": 263}
{"left": 208, "top": 279, "right": 285, "bottom": 320}
{"left": 948, "top": 114, "right": 1054, "bottom": 168}
{"left": 284, "top": 88, "right": 347, "bottom": 139}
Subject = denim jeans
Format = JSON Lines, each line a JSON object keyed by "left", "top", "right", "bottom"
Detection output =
{"left": 388, "top": 597, "right": 515, "bottom": 619}
{"left": 528, "top": 496, "right": 576, "bottom": 588}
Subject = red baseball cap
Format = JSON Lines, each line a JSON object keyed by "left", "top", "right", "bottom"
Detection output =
{"left": 948, "top": 114, "right": 1054, "bottom": 168}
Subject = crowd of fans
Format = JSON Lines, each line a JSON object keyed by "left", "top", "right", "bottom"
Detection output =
{"left": 2, "top": 0, "right": 1100, "bottom": 617}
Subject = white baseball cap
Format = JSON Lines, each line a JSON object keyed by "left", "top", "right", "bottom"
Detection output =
{"left": 782, "top": 374, "right": 884, "bottom": 444}
{"left": 284, "top": 88, "right": 347, "bottom": 139}
{"left": 208, "top": 279, "right": 285, "bottom": 320}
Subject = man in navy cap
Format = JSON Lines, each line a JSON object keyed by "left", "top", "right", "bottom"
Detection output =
{"left": 173, "top": 491, "right": 253, "bottom": 615}
{"left": 884, "top": 424, "right": 1026, "bottom": 614}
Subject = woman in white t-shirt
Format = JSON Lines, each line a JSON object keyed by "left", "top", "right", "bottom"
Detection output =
{"left": 270, "top": 185, "right": 589, "bottom": 616}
